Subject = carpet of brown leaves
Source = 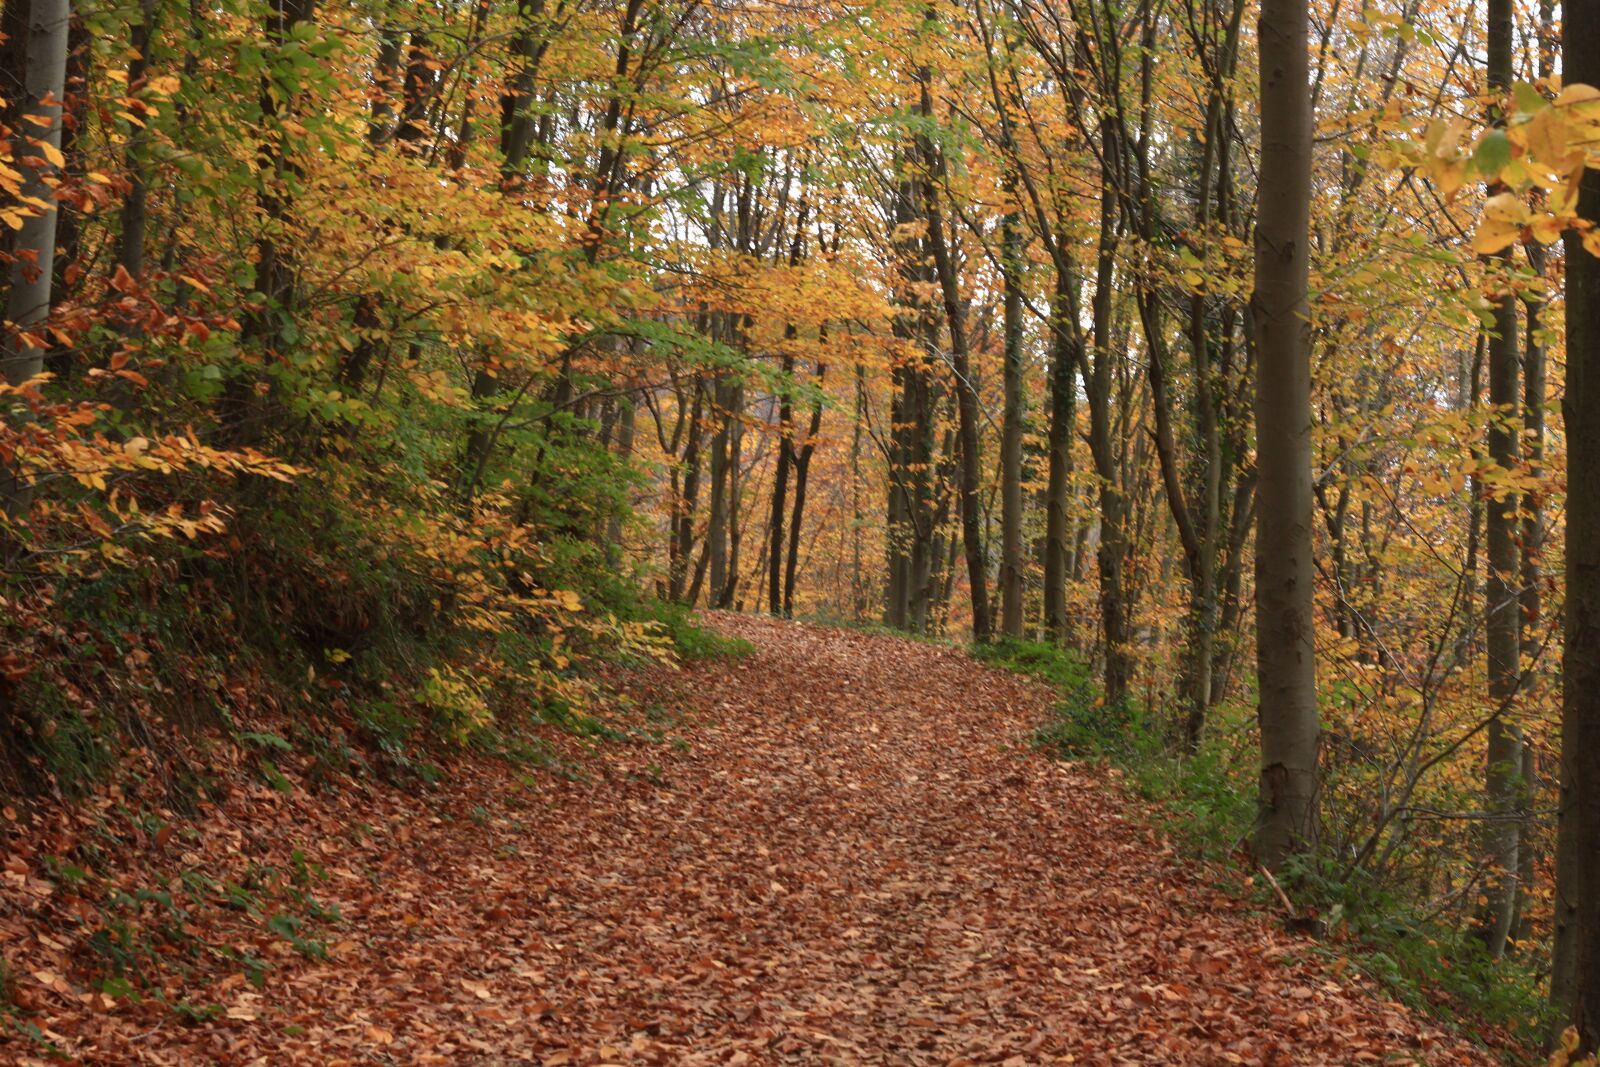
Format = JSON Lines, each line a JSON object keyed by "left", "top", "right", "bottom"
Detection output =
{"left": 1, "top": 615, "right": 1504, "bottom": 1064}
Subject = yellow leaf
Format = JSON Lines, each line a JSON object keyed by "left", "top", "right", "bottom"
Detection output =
{"left": 1521, "top": 107, "right": 1569, "bottom": 166}
{"left": 1531, "top": 214, "right": 1566, "bottom": 243}
{"left": 1433, "top": 158, "right": 1468, "bottom": 198}
{"left": 1472, "top": 193, "right": 1529, "bottom": 254}
{"left": 1583, "top": 226, "right": 1600, "bottom": 259}
{"left": 1555, "top": 82, "right": 1600, "bottom": 107}
{"left": 37, "top": 140, "right": 64, "bottom": 168}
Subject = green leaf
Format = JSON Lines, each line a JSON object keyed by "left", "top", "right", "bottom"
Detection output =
{"left": 1472, "top": 129, "right": 1512, "bottom": 178}
{"left": 238, "top": 730, "right": 292, "bottom": 752}
{"left": 1513, "top": 82, "right": 1548, "bottom": 115}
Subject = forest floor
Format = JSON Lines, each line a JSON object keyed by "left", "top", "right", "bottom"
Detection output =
{"left": 1, "top": 614, "right": 1507, "bottom": 1065}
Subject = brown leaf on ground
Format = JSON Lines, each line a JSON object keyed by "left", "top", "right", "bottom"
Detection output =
{"left": 0, "top": 616, "right": 1505, "bottom": 1065}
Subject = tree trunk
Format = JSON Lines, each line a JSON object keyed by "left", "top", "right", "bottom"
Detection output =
{"left": 768, "top": 357, "right": 793, "bottom": 617}
{"left": 1, "top": 0, "right": 69, "bottom": 518}
{"left": 717, "top": 380, "right": 744, "bottom": 609}
{"left": 669, "top": 378, "right": 704, "bottom": 602}
{"left": 1479, "top": 0, "right": 1523, "bottom": 959}
{"left": 785, "top": 361, "right": 825, "bottom": 617}
{"left": 117, "top": 0, "right": 157, "bottom": 277}
{"left": 707, "top": 375, "right": 731, "bottom": 606}
{"left": 1251, "top": 0, "right": 1320, "bottom": 869}
{"left": 999, "top": 182, "right": 1025, "bottom": 638}
{"left": 917, "top": 51, "right": 989, "bottom": 644}
{"left": 1553, "top": 0, "right": 1600, "bottom": 1047}
{"left": 606, "top": 393, "right": 634, "bottom": 566}
{"left": 1043, "top": 260, "right": 1077, "bottom": 643}
{"left": 1087, "top": 129, "right": 1131, "bottom": 707}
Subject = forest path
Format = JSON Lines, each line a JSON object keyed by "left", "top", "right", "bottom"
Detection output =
{"left": 477, "top": 614, "right": 1491, "bottom": 1066}
{"left": 3, "top": 616, "right": 1498, "bottom": 1065}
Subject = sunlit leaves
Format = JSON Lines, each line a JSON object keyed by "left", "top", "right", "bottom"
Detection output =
{"left": 1410, "top": 81, "right": 1600, "bottom": 254}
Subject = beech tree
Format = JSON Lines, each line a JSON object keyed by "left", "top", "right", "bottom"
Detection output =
{"left": 1251, "top": 0, "right": 1320, "bottom": 868}
{"left": 1555, "top": 0, "right": 1600, "bottom": 1047}
{"left": 3, "top": 0, "right": 1600, "bottom": 1050}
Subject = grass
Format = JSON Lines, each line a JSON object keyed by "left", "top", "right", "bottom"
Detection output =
{"left": 639, "top": 601, "right": 754, "bottom": 661}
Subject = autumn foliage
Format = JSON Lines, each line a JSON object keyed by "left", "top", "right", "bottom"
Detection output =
{"left": 2, "top": 0, "right": 1600, "bottom": 1056}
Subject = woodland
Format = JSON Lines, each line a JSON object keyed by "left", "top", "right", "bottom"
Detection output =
{"left": 2, "top": 0, "right": 1600, "bottom": 1059}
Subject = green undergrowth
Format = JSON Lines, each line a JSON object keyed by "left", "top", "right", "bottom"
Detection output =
{"left": 2, "top": 512, "right": 737, "bottom": 802}
{"left": 816, "top": 613, "right": 962, "bottom": 646}
{"left": 972, "top": 636, "right": 1543, "bottom": 1060}
{"left": 973, "top": 638, "right": 1255, "bottom": 865}
{"left": 631, "top": 602, "right": 754, "bottom": 662}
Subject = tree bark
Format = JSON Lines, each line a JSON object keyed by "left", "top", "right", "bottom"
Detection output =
{"left": 1251, "top": 0, "right": 1320, "bottom": 868}
{"left": 999, "top": 177, "right": 1026, "bottom": 638}
{"left": 1553, "top": 0, "right": 1600, "bottom": 1046}
{"left": 1479, "top": 0, "right": 1523, "bottom": 958}
{"left": 1043, "top": 259, "right": 1078, "bottom": 643}
{"left": 1, "top": 0, "right": 70, "bottom": 518}
{"left": 784, "top": 363, "right": 825, "bottom": 617}
{"left": 116, "top": 0, "right": 156, "bottom": 277}
{"left": 768, "top": 350, "right": 794, "bottom": 617}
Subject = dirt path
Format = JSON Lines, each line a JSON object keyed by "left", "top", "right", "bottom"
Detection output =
{"left": 2, "top": 616, "right": 1498, "bottom": 1065}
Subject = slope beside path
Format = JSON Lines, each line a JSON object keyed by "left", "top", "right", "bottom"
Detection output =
{"left": 1, "top": 615, "right": 1499, "bottom": 1064}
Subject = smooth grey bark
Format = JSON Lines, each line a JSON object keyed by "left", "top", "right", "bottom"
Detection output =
{"left": 1, "top": 0, "right": 69, "bottom": 518}
{"left": 1251, "top": 0, "right": 1320, "bottom": 869}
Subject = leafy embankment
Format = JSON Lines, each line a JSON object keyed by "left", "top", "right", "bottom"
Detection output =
{"left": 4, "top": 615, "right": 1502, "bottom": 1064}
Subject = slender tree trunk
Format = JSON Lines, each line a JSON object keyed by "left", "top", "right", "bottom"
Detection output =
{"left": 117, "top": 0, "right": 158, "bottom": 277}
{"left": 885, "top": 349, "right": 911, "bottom": 626}
{"left": 1553, "top": 0, "right": 1600, "bottom": 1047}
{"left": 1480, "top": 0, "right": 1523, "bottom": 958}
{"left": 768, "top": 363, "right": 793, "bottom": 616}
{"left": 1251, "top": 0, "right": 1320, "bottom": 868}
{"left": 707, "top": 368, "right": 732, "bottom": 603}
{"left": 717, "top": 381, "right": 744, "bottom": 609}
{"left": 852, "top": 361, "right": 866, "bottom": 621}
{"left": 1087, "top": 131, "right": 1131, "bottom": 707}
{"left": 917, "top": 46, "right": 988, "bottom": 643}
{"left": 1043, "top": 261, "right": 1077, "bottom": 642}
{"left": 1512, "top": 12, "right": 1553, "bottom": 942}
{"left": 923, "top": 190, "right": 990, "bottom": 643}
{"left": 999, "top": 180, "right": 1025, "bottom": 638}
{"left": 1, "top": 0, "right": 69, "bottom": 519}
{"left": 669, "top": 379, "right": 704, "bottom": 602}
{"left": 784, "top": 360, "right": 825, "bottom": 616}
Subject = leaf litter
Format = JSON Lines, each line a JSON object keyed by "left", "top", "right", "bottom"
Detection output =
{"left": 0, "top": 615, "right": 1503, "bottom": 1064}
